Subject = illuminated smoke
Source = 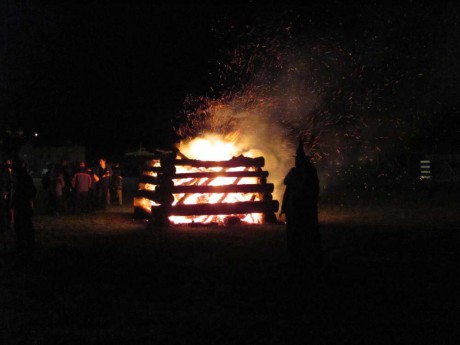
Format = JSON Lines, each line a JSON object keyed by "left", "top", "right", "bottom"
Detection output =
{"left": 175, "top": 15, "right": 413, "bottom": 199}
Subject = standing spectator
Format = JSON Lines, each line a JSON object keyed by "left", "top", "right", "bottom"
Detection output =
{"left": 87, "top": 166, "right": 98, "bottom": 212}
{"left": 54, "top": 165, "right": 66, "bottom": 215}
{"left": 281, "top": 138, "right": 322, "bottom": 271}
{"left": 95, "top": 158, "right": 112, "bottom": 210}
{"left": 1, "top": 159, "right": 14, "bottom": 229}
{"left": 42, "top": 163, "right": 55, "bottom": 214}
{"left": 11, "top": 159, "right": 37, "bottom": 254}
{"left": 1, "top": 159, "right": 14, "bottom": 251}
{"left": 111, "top": 162, "right": 123, "bottom": 206}
{"left": 60, "top": 159, "right": 72, "bottom": 213}
{"left": 71, "top": 161, "right": 92, "bottom": 214}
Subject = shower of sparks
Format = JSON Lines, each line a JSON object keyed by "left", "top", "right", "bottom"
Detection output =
{"left": 174, "top": 6, "right": 459, "bottom": 198}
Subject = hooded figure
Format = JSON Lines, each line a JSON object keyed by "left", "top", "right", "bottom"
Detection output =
{"left": 281, "top": 138, "right": 322, "bottom": 269}
{"left": 11, "top": 160, "right": 37, "bottom": 253}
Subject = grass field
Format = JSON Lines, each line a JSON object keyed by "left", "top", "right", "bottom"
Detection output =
{"left": 1, "top": 189, "right": 459, "bottom": 344}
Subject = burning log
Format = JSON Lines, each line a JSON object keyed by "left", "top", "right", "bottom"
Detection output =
{"left": 169, "top": 183, "right": 273, "bottom": 194}
{"left": 139, "top": 170, "right": 269, "bottom": 185}
{"left": 173, "top": 170, "right": 268, "bottom": 179}
{"left": 174, "top": 156, "right": 265, "bottom": 168}
{"left": 151, "top": 200, "right": 279, "bottom": 217}
{"left": 138, "top": 184, "right": 274, "bottom": 201}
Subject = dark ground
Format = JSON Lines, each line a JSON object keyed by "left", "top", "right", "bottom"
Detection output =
{"left": 1, "top": 189, "right": 459, "bottom": 344}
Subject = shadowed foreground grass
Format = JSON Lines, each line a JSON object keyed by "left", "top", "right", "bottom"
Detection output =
{"left": 1, "top": 195, "right": 459, "bottom": 344}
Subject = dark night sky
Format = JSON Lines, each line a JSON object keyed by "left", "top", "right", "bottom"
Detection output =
{"left": 1, "top": 2, "right": 226, "bottom": 156}
{"left": 1, "top": 1, "right": 460, "bottom": 158}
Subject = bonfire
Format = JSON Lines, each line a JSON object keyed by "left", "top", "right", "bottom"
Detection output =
{"left": 134, "top": 135, "right": 279, "bottom": 225}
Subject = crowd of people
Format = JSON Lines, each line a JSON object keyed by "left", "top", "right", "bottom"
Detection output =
{"left": 41, "top": 158, "right": 124, "bottom": 215}
{"left": 0, "top": 157, "right": 124, "bottom": 254}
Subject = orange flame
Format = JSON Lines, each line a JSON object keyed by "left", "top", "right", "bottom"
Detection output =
{"left": 137, "top": 133, "right": 264, "bottom": 225}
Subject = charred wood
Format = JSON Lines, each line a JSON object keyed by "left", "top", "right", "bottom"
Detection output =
{"left": 143, "top": 166, "right": 162, "bottom": 172}
{"left": 172, "top": 183, "right": 274, "bottom": 194}
{"left": 139, "top": 184, "right": 274, "bottom": 199}
{"left": 139, "top": 175, "right": 160, "bottom": 185}
{"left": 174, "top": 156, "right": 264, "bottom": 168}
{"left": 138, "top": 189, "right": 159, "bottom": 203}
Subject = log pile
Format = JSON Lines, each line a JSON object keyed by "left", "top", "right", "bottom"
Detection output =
{"left": 133, "top": 153, "right": 279, "bottom": 225}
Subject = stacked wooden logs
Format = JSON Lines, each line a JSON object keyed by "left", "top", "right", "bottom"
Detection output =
{"left": 134, "top": 153, "right": 279, "bottom": 225}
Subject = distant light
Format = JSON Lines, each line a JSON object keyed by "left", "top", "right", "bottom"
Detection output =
{"left": 34, "top": 133, "right": 39, "bottom": 137}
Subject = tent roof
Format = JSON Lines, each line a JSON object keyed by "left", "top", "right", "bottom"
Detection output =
{"left": 125, "top": 148, "right": 156, "bottom": 157}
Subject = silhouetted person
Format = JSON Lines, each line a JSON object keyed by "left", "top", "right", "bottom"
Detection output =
{"left": 11, "top": 160, "right": 37, "bottom": 254}
{"left": 111, "top": 162, "right": 123, "bottom": 206}
{"left": 87, "top": 166, "right": 98, "bottom": 212}
{"left": 42, "top": 163, "right": 55, "bottom": 214}
{"left": 54, "top": 165, "right": 66, "bottom": 215}
{"left": 1, "top": 159, "right": 14, "bottom": 251}
{"left": 72, "top": 161, "right": 92, "bottom": 214}
{"left": 60, "top": 159, "right": 73, "bottom": 213}
{"left": 95, "top": 158, "right": 112, "bottom": 210}
{"left": 281, "top": 139, "right": 323, "bottom": 271}
{"left": 1, "top": 159, "right": 13, "bottom": 232}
